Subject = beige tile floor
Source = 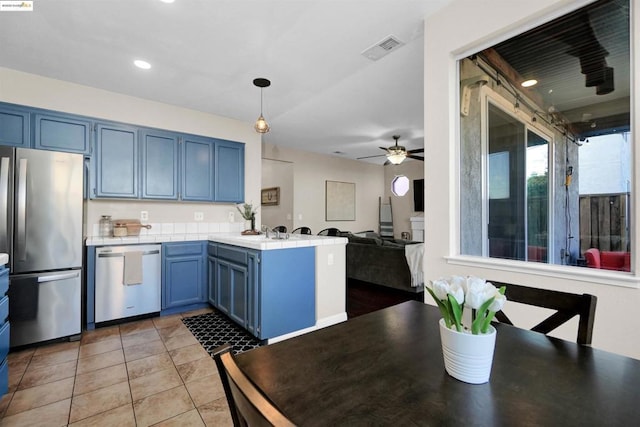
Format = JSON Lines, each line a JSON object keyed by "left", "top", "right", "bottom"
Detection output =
{"left": 0, "top": 308, "right": 234, "bottom": 427}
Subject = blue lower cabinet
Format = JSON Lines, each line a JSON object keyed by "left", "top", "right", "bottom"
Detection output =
{"left": 162, "top": 242, "right": 206, "bottom": 310}
{"left": 257, "top": 248, "right": 315, "bottom": 339}
{"left": 0, "top": 264, "right": 8, "bottom": 396}
{"left": 209, "top": 244, "right": 315, "bottom": 340}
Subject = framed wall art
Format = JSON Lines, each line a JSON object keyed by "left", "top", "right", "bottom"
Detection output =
{"left": 325, "top": 180, "right": 355, "bottom": 221}
{"left": 261, "top": 187, "right": 280, "bottom": 206}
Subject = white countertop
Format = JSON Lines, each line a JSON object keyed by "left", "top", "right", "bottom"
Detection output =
{"left": 0, "top": 253, "right": 7, "bottom": 266}
{"left": 85, "top": 233, "right": 347, "bottom": 250}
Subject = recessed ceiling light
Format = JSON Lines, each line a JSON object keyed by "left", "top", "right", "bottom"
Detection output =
{"left": 134, "top": 60, "right": 151, "bottom": 70}
{"left": 159, "top": 0, "right": 175, "bottom": 3}
{"left": 521, "top": 79, "right": 538, "bottom": 88}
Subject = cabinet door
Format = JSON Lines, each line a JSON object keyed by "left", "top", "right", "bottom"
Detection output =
{"left": 216, "top": 259, "right": 248, "bottom": 327}
{"left": 246, "top": 250, "right": 260, "bottom": 336}
{"left": 34, "top": 113, "right": 91, "bottom": 154}
{"left": 140, "top": 129, "right": 179, "bottom": 199}
{"left": 181, "top": 135, "right": 214, "bottom": 201}
{"left": 95, "top": 123, "right": 138, "bottom": 198}
{"left": 208, "top": 255, "right": 217, "bottom": 306}
{"left": 162, "top": 242, "right": 206, "bottom": 309}
{"left": 0, "top": 105, "right": 30, "bottom": 147}
{"left": 214, "top": 139, "right": 245, "bottom": 203}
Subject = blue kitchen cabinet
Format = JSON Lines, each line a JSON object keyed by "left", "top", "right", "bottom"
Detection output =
{"left": 162, "top": 242, "right": 207, "bottom": 310}
{"left": 214, "top": 244, "right": 253, "bottom": 329}
{"left": 0, "top": 263, "right": 9, "bottom": 396}
{"left": 210, "top": 243, "right": 315, "bottom": 340}
{"left": 94, "top": 123, "right": 138, "bottom": 198}
{"left": 33, "top": 113, "right": 91, "bottom": 155}
{"left": 140, "top": 129, "right": 179, "bottom": 199}
{"left": 0, "top": 104, "right": 30, "bottom": 147}
{"left": 214, "top": 139, "right": 245, "bottom": 203}
{"left": 181, "top": 135, "right": 214, "bottom": 201}
{"left": 207, "top": 243, "right": 218, "bottom": 306}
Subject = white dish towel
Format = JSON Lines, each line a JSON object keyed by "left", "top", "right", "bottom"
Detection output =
{"left": 404, "top": 243, "right": 424, "bottom": 287}
{"left": 123, "top": 251, "right": 143, "bottom": 285}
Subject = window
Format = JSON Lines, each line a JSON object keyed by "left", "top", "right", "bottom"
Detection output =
{"left": 459, "top": 0, "right": 631, "bottom": 270}
{"left": 391, "top": 175, "right": 409, "bottom": 196}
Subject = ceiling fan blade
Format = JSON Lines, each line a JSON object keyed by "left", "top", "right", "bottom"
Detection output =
{"left": 379, "top": 146, "right": 390, "bottom": 152}
{"left": 407, "top": 148, "right": 424, "bottom": 154}
{"left": 407, "top": 155, "right": 424, "bottom": 161}
{"left": 383, "top": 159, "right": 391, "bottom": 166}
{"left": 357, "top": 154, "right": 386, "bottom": 160}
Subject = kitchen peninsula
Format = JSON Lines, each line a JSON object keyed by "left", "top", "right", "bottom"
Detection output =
{"left": 85, "top": 233, "right": 347, "bottom": 343}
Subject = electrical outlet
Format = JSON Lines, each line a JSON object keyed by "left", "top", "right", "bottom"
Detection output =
{"left": 228, "top": 211, "right": 235, "bottom": 222}
{"left": 140, "top": 211, "right": 148, "bottom": 221}
{"left": 194, "top": 212, "right": 204, "bottom": 221}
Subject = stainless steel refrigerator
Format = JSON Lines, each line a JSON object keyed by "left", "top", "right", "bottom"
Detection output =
{"left": 0, "top": 147, "right": 83, "bottom": 347}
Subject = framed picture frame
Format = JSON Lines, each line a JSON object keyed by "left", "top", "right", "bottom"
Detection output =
{"left": 261, "top": 187, "right": 280, "bottom": 206}
{"left": 325, "top": 180, "right": 355, "bottom": 221}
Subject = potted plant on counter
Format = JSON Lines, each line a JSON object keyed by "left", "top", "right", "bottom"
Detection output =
{"left": 237, "top": 203, "right": 259, "bottom": 235}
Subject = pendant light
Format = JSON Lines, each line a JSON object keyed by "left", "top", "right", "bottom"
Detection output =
{"left": 253, "top": 78, "right": 271, "bottom": 133}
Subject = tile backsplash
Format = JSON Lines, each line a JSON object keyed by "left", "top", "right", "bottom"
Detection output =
{"left": 89, "top": 221, "right": 244, "bottom": 237}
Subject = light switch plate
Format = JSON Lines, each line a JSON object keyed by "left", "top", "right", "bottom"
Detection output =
{"left": 228, "top": 211, "right": 235, "bottom": 222}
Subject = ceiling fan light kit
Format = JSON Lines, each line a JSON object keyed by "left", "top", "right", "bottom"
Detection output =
{"left": 253, "top": 78, "right": 271, "bottom": 134}
{"left": 387, "top": 151, "right": 407, "bottom": 165}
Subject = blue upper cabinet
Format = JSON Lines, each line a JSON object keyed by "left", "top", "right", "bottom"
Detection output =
{"left": 140, "top": 129, "right": 179, "bottom": 200}
{"left": 0, "top": 104, "right": 30, "bottom": 147}
{"left": 34, "top": 113, "right": 91, "bottom": 155}
{"left": 214, "top": 139, "right": 245, "bottom": 203}
{"left": 94, "top": 123, "right": 138, "bottom": 198}
{"left": 181, "top": 135, "right": 214, "bottom": 201}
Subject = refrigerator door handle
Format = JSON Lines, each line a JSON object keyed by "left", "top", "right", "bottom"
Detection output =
{"left": 17, "top": 158, "right": 27, "bottom": 261}
{"left": 0, "top": 157, "right": 9, "bottom": 253}
{"left": 37, "top": 271, "right": 81, "bottom": 283}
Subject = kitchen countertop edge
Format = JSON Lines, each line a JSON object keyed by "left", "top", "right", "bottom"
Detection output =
{"left": 85, "top": 233, "right": 348, "bottom": 250}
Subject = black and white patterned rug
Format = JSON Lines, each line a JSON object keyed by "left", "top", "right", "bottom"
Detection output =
{"left": 182, "top": 309, "right": 263, "bottom": 355}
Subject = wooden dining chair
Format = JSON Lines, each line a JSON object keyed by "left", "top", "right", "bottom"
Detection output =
{"left": 213, "top": 344, "right": 296, "bottom": 427}
{"left": 489, "top": 281, "right": 597, "bottom": 345}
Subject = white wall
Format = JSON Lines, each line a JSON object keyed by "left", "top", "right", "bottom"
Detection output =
{"left": 0, "top": 67, "right": 262, "bottom": 234}
{"left": 261, "top": 158, "right": 294, "bottom": 231}
{"left": 424, "top": 0, "right": 640, "bottom": 359}
{"left": 263, "top": 143, "right": 384, "bottom": 235}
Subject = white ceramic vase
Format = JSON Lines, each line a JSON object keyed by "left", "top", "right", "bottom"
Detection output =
{"left": 438, "top": 318, "right": 496, "bottom": 384}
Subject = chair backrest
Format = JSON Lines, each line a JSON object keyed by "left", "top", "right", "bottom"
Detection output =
{"left": 490, "top": 281, "right": 597, "bottom": 345}
{"left": 273, "top": 225, "right": 287, "bottom": 233}
{"left": 291, "top": 227, "right": 312, "bottom": 235}
{"left": 213, "top": 344, "right": 296, "bottom": 427}
{"left": 318, "top": 227, "right": 340, "bottom": 236}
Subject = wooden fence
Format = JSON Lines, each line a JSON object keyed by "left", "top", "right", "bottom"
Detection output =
{"left": 579, "top": 193, "right": 630, "bottom": 254}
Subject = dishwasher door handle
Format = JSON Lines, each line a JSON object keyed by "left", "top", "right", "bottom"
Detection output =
{"left": 97, "top": 250, "right": 160, "bottom": 258}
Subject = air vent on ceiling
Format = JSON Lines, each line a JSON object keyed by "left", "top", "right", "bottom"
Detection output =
{"left": 361, "top": 35, "right": 405, "bottom": 61}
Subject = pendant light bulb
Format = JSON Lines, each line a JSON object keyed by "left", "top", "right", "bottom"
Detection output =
{"left": 253, "top": 78, "right": 271, "bottom": 134}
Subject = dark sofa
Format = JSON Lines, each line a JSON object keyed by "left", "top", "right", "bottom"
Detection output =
{"left": 346, "top": 234, "right": 423, "bottom": 293}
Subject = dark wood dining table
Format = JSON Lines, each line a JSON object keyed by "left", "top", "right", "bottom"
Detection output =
{"left": 234, "top": 300, "right": 640, "bottom": 426}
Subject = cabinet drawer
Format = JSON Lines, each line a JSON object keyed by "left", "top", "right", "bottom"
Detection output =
{"left": 0, "top": 296, "right": 7, "bottom": 324}
{"left": 0, "top": 322, "right": 9, "bottom": 362}
{"left": 217, "top": 245, "right": 247, "bottom": 265}
{"left": 0, "top": 268, "right": 7, "bottom": 296}
{"left": 163, "top": 242, "right": 203, "bottom": 257}
{"left": 208, "top": 243, "right": 217, "bottom": 257}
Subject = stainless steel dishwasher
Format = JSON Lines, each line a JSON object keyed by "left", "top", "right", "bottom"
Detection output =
{"left": 95, "top": 244, "right": 161, "bottom": 323}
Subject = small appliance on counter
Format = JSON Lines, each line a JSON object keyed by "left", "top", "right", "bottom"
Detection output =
{"left": 112, "top": 219, "right": 151, "bottom": 237}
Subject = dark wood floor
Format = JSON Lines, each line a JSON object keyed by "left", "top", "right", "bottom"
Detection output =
{"left": 346, "top": 279, "right": 424, "bottom": 318}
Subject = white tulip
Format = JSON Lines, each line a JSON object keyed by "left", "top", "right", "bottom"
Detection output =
{"left": 489, "top": 290, "right": 507, "bottom": 312}
{"left": 449, "top": 281, "right": 465, "bottom": 305}
{"left": 431, "top": 279, "right": 450, "bottom": 301}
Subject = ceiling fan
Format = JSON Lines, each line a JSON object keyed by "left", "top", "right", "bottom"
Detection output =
{"left": 357, "top": 135, "right": 424, "bottom": 165}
